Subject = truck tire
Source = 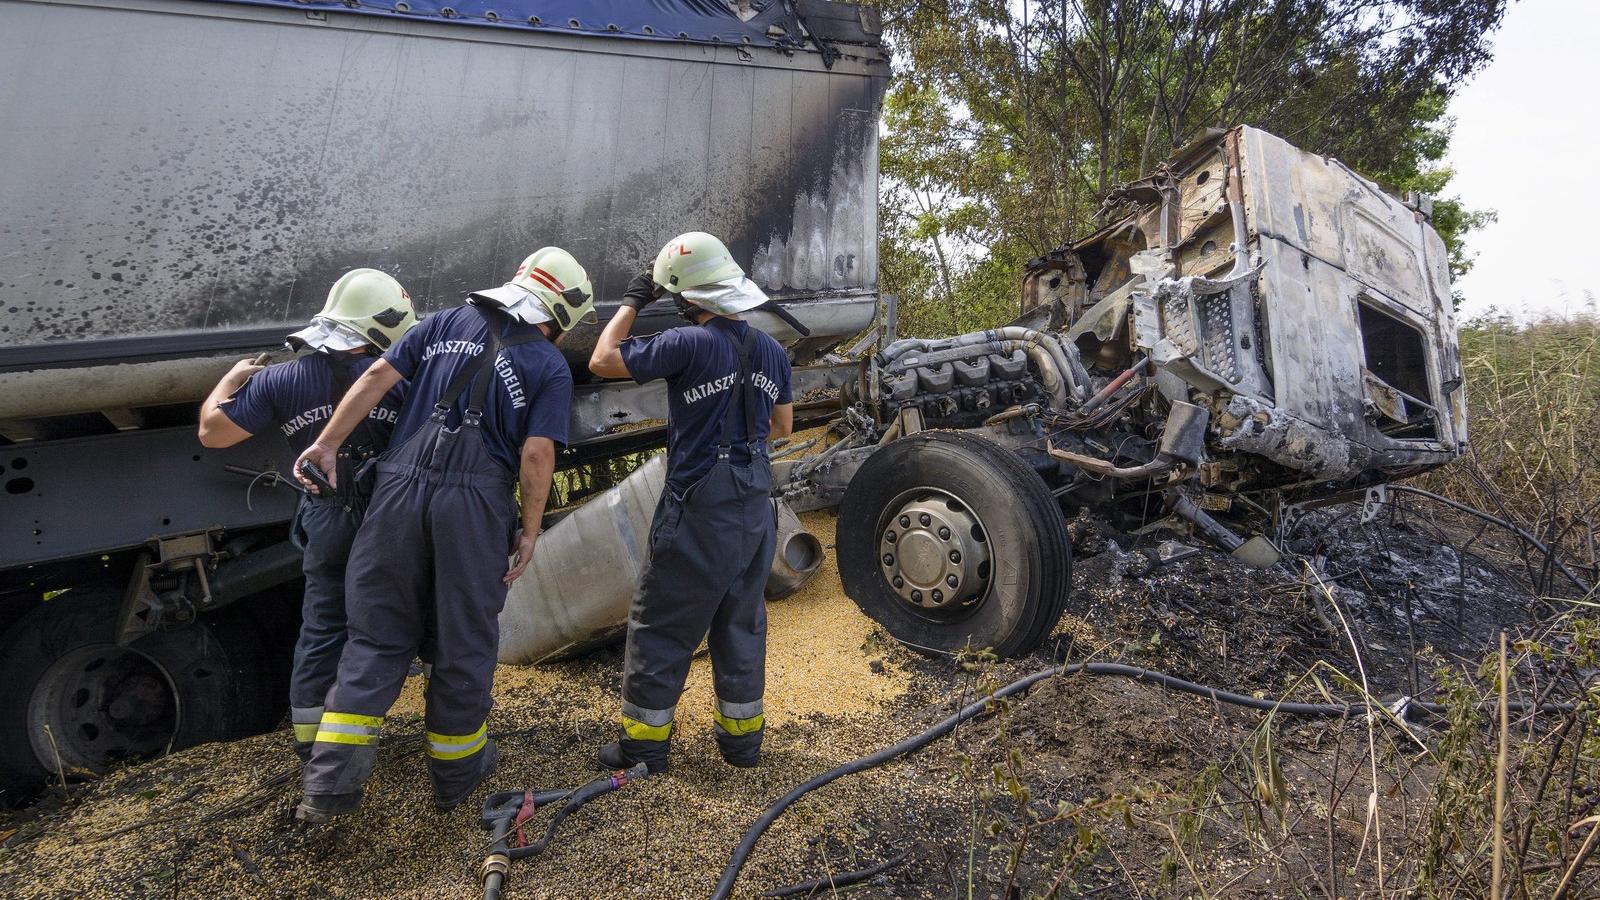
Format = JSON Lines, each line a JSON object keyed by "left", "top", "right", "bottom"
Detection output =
{"left": 0, "top": 589, "right": 287, "bottom": 797}
{"left": 838, "top": 431, "right": 1072, "bottom": 658}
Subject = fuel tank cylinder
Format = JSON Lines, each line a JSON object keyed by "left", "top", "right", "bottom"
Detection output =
{"left": 498, "top": 454, "right": 824, "bottom": 664}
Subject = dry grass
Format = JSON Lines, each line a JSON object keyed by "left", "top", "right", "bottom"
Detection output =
{"left": 1426, "top": 315, "right": 1600, "bottom": 594}
{"left": 943, "top": 612, "right": 1600, "bottom": 899}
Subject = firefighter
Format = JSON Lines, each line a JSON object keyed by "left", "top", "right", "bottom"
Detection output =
{"left": 587, "top": 232, "right": 794, "bottom": 774}
{"left": 196, "top": 268, "right": 416, "bottom": 762}
{"left": 291, "top": 248, "right": 591, "bottom": 821}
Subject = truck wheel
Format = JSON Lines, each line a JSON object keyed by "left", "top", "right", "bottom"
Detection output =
{"left": 838, "top": 430, "right": 1071, "bottom": 658}
{"left": 0, "top": 589, "right": 286, "bottom": 797}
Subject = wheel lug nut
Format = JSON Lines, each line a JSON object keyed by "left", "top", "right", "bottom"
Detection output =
{"left": 931, "top": 589, "right": 943, "bottom": 602}
{"left": 892, "top": 576, "right": 904, "bottom": 588}
{"left": 885, "top": 531, "right": 897, "bottom": 544}
{"left": 918, "top": 513, "right": 931, "bottom": 526}
{"left": 949, "top": 550, "right": 962, "bottom": 563}
{"left": 938, "top": 526, "right": 951, "bottom": 540}
{"left": 910, "top": 590, "right": 923, "bottom": 603}
{"left": 882, "top": 553, "right": 894, "bottom": 566}
{"left": 946, "top": 575, "right": 958, "bottom": 588}
{"left": 899, "top": 515, "right": 910, "bottom": 528}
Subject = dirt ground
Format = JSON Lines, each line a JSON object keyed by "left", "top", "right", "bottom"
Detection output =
{"left": 0, "top": 500, "right": 1580, "bottom": 899}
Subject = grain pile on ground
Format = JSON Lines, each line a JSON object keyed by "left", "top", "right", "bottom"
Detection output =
{"left": 0, "top": 512, "right": 929, "bottom": 899}
{"left": 1, "top": 500, "right": 1588, "bottom": 898}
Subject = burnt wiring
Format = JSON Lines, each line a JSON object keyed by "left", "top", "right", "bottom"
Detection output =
{"left": 1045, "top": 381, "right": 1152, "bottom": 432}
{"left": 708, "top": 661, "right": 1578, "bottom": 900}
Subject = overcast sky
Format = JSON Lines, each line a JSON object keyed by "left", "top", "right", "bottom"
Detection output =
{"left": 1446, "top": 0, "right": 1599, "bottom": 322}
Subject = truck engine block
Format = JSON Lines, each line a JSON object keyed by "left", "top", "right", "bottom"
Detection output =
{"left": 877, "top": 348, "right": 1045, "bottom": 429}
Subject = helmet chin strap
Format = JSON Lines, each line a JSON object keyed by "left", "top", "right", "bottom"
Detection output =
{"left": 753, "top": 299, "right": 812, "bottom": 337}
{"left": 672, "top": 295, "right": 812, "bottom": 337}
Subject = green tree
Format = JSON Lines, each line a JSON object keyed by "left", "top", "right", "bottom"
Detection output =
{"left": 868, "top": 0, "right": 1506, "bottom": 334}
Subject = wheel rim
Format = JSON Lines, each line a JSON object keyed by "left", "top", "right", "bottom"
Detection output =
{"left": 877, "top": 488, "right": 992, "bottom": 620}
{"left": 26, "top": 643, "right": 182, "bottom": 776}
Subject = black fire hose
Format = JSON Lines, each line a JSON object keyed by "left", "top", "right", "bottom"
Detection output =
{"left": 762, "top": 845, "right": 914, "bottom": 898}
{"left": 481, "top": 789, "right": 570, "bottom": 900}
{"left": 481, "top": 762, "right": 650, "bottom": 900}
{"left": 709, "top": 662, "right": 1577, "bottom": 900}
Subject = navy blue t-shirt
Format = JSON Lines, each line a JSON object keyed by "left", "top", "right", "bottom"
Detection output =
{"left": 621, "top": 318, "right": 792, "bottom": 496}
{"left": 223, "top": 352, "right": 406, "bottom": 454}
{"left": 383, "top": 303, "right": 574, "bottom": 473}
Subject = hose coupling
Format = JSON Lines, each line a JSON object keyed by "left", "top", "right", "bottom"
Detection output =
{"left": 481, "top": 852, "right": 510, "bottom": 883}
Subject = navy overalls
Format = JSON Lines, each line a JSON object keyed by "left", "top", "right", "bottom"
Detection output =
{"left": 219, "top": 351, "right": 402, "bottom": 760}
{"left": 302, "top": 307, "right": 545, "bottom": 809}
{"left": 285, "top": 359, "right": 389, "bottom": 759}
{"left": 619, "top": 325, "right": 777, "bottom": 767}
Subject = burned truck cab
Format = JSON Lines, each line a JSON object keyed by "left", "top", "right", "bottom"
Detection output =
{"left": 821, "top": 125, "right": 1468, "bottom": 660}
{"left": 1025, "top": 125, "right": 1467, "bottom": 494}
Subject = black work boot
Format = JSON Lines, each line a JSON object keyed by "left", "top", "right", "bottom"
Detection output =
{"left": 715, "top": 730, "right": 763, "bottom": 768}
{"left": 597, "top": 738, "right": 669, "bottom": 775}
{"left": 295, "top": 791, "right": 362, "bottom": 823}
{"left": 435, "top": 740, "right": 498, "bottom": 813}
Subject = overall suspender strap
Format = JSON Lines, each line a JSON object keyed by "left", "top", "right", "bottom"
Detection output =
{"left": 329, "top": 353, "right": 377, "bottom": 452}
{"left": 740, "top": 328, "right": 759, "bottom": 446}
{"left": 715, "top": 326, "right": 761, "bottom": 454}
{"left": 433, "top": 306, "right": 546, "bottom": 419}
{"left": 463, "top": 329, "right": 503, "bottom": 419}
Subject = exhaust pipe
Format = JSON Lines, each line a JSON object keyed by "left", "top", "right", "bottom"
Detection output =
{"left": 1170, "top": 494, "right": 1280, "bottom": 568}
{"left": 766, "top": 501, "right": 824, "bottom": 600}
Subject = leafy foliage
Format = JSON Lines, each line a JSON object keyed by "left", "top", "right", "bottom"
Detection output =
{"left": 868, "top": 0, "right": 1506, "bottom": 335}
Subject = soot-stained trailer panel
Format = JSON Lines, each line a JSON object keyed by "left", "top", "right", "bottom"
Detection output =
{"left": 0, "top": 0, "right": 886, "bottom": 365}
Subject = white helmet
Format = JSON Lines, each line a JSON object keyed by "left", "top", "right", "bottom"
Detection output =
{"left": 652, "top": 232, "right": 743, "bottom": 294}
{"left": 652, "top": 231, "right": 768, "bottom": 315}
{"left": 470, "top": 247, "right": 597, "bottom": 331}
{"left": 289, "top": 268, "right": 418, "bottom": 352}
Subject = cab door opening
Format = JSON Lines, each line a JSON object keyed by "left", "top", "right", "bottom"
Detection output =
{"left": 1357, "top": 300, "right": 1439, "bottom": 440}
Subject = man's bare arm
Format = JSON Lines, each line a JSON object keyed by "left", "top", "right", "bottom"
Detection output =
{"left": 505, "top": 435, "right": 557, "bottom": 584}
{"left": 196, "top": 358, "right": 265, "bottom": 448}
{"left": 769, "top": 402, "right": 793, "bottom": 440}
{"left": 588, "top": 306, "right": 637, "bottom": 379}
{"left": 292, "top": 359, "right": 403, "bottom": 492}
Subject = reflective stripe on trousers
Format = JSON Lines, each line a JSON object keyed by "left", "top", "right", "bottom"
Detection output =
{"left": 426, "top": 723, "right": 488, "bottom": 761}
{"left": 713, "top": 697, "right": 765, "bottom": 737}
{"left": 621, "top": 700, "right": 676, "bottom": 742}
{"left": 291, "top": 705, "right": 324, "bottom": 745}
{"left": 314, "top": 711, "right": 383, "bottom": 746}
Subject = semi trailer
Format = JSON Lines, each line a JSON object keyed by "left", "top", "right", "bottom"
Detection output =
{"left": 0, "top": 0, "right": 888, "bottom": 793}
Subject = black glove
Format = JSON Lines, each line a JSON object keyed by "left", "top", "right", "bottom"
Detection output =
{"left": 621, "top": 271, "right": 657, "bottom": 311}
